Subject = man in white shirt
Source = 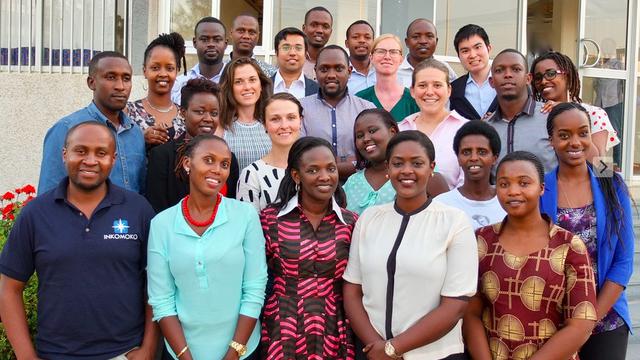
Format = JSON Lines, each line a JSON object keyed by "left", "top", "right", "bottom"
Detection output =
{"left": 397, "top": 18, "right": 457, "bottom": 88}
{"left": 301, "top": 7, "right": 333, "bottom": 81}
{"left": 345, "top": 20, "right": 376, "bottom": 94}
{"left": 171, "top": 17, "right": 228, "bottom": 104}
{"left": 271, "top": 27, "right": 318, "bottom": 99}
{"left": 229, "top": 13, "right": 277, "bottom": 77}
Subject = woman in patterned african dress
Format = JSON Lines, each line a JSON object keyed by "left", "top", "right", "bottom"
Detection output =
{"left": 464, "top": 151, "right": 598, "bottom": 360}
{"left": 259, "top": 137, "right": 357, "bottom": 359}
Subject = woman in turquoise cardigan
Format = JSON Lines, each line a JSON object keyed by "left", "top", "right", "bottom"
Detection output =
{"left": 147, "top": 134, "right": 267, "bottom": 360}
{"left": 540, "top": 103, "right": 634, "bottom": 360}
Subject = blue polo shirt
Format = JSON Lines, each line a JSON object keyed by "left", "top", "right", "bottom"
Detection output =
{"left": 38, "top": 102, "right": 146, "bottom": 195}
{"left": 0, "top": 178, "right": 155, "bottom": 360}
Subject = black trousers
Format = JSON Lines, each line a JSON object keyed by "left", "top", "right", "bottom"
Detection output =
{"left": 578, "top": 325, "right": 629, "bottom": 360}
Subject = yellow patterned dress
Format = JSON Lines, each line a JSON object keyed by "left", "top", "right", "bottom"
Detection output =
{"left": 475, "top": 219, "right": 598, "bottom": 360}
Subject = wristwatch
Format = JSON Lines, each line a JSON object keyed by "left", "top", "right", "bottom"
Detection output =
{"left": 384, "top": 340, "right": 402, "bottom": 359}
{"left": 229, "top": 340, "right": 247, "bottom": 356}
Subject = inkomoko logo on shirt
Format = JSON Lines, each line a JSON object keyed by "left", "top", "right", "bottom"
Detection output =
{"left": 104, "top": 218, "right": 139, "bottom": 240}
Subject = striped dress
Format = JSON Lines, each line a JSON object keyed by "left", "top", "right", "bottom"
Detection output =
{"left": 260, "top": 202, "right": 358, "bottom": 360}
{"left": 223, "top": 120, "right": 272, "bottom": 171}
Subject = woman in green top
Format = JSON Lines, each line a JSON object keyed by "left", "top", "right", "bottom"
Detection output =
{"left": 356, "top": 34, "right": 419, "bottom": 122}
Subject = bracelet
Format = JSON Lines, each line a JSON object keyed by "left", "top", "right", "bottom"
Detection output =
{"left": 176, "top": 345, "right": 189, "bottom": 358}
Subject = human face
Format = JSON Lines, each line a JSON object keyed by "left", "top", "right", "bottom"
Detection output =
{"left": 496, "top": 160, "right": 544, "bottom": 218}
{"left": 345, "top": 24, "right": 374, "bottom": 61}
{"left": 303, "top": 10, "right": 333, "bottom": 48}
{"left": 185, "top": 139, "right": 231, "bottom": 197}
{"left": 533, "top": 59, "right": 568, "bottom": 102}
{"left": 490, "top": 52, "right": 531, "bottom": 101}
{"left": 371, "top": 38, "right": 403, "bottom": 76}
{"left": 405, "top": 20, "right": 438, "bottom": 62}
{"left": 63, "top": 124, "right": 116, "bottom": 192}
{"left": 316, "top": 49, "right": 350, "bottom": 100}
{"left": 265, "top": 99, "right": 302, "bottom": 147}
{"left": 410, "top": 67, "right": 451, "bottom": 115}
{"left": 193, "top": 22, "right": 227, "bottom": 66}
{"left": 291, "top": 146, "right": 339, "bottom": 205}
{"left": 387, "top": 140, "right": 434, "bottom": 204}
{"left": 457, "top": 35, "right": 492, "bottom": 75}
{"left": 143, "top": 46, "right": 178, "bottom": 96}
{"left": 231, "top": 16, "right": 260, "bottom": 57}
{"left": 232, "top": 64, "right": 262, "bottom": 108}
{"left": 88, "top": 57, "right": 132, "bottom": 114}
{"left": 182, "top": 93, "right": 220, "bottom": 137}
{"left": 276, "top": 34, "right": 306, "bottom": 74}
{"left": 549, "top": 108, "right": 592, "bottom": 168}
{"left": 354, "top": 113, "right": 397, "bottom": 164}
{"left": 457, "top": 134, "right": 497, "bottom": 182}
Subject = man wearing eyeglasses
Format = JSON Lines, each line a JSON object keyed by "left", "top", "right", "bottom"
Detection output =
{"left": 271, "top": 27, "right": 319, "bottom": 99}
{"left": 485, "top": 49, "right": 557, "bottom": 173}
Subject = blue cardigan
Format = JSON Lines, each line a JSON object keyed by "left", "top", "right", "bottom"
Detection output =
{"left": 540, "top": 166, "right": 634, "bottom": 331}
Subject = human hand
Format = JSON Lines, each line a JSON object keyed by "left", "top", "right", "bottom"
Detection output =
{"left": 363, "top": 340, "right": 399, "bottom": 360}
{"left": 540, "top": 100, "right": 558, "bottom": 114}
{"left": 144, "top": 124, "right": 170, "bottom": 145}
{"left": 221, "top": 348, "right": 240, "bottom": 360}
{"left": 125, "top": 346, "right": 154, "bottom": 360}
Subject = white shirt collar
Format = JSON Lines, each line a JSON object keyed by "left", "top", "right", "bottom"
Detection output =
{"left": 274, "top": 70, "right": 305, "bottom": 88}
{"left": 190, "top": 62, "right": 228, "bottom": 79}
{"left": 399, "top": 55, "right": 413, "bottom": 71}
{"left": 277, "top": 193, "right": 347, "bottom": 224}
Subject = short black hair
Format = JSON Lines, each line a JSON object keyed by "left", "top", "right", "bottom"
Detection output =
{"left": 304, "top": 6, "right": 333, "bottom": 24}
{"left": 88, "top": 51, "right": 128, "bottom": 76}
{"left": 496, "top": 150, "right": 544, "bottom": 184}
{"left": 493, "top": 48, "right": 528, "bottom": 69}
{"left": 194, "top": 16, "right": 226, "bottom": 37}
{"left": 453, "top": 121, "right": 501, "bottom": 156}
{"left": 386, "top": 130, "right": 436, "bottom": 164}
{"left": 180, "top": 78, "right": 221, "bottom": 109}
{"left": 64, "top": 120, "right": 116, "bottom": 148}
{"left": 406, "top": 18, "right": 435, "bottom": 38}
{"left": 346, "top": 20, "right": 374, "bottom": 39}
{"left": 316, "top": 45, "right": 349, "bottom": 65}
{"left": 453, "top": 24, "right": 490, "bottom": 54}
{"left": 274, "top": 27, "right": 309, "bottom": 53}
{"left": 232, "top": 13, "right": 259, "bottom": 29}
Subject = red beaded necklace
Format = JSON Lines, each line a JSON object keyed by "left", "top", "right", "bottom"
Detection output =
{"left": 182, "top": 194, "right": 222, "bottom": 227}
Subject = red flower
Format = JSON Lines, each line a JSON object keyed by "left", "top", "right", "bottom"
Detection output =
{"left": 7, "top": 213, "right": 14, "bottom": 220}
{"left": 2, "top": 203, "right": 14, "bottom": 217}
{"left": 15, "top": 188, "right": 21, "bottom": 194}
{"left": 2, "top": 191, "right": 15, "bottom": 201}
{"left": 20, "top": 185, "right": 36, "bottom": 195}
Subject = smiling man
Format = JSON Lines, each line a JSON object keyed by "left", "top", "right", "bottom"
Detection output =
{"left": 229, "top": 13, "right": 277, "bottom": 77}
{"left": 485, "top": 49, "right": 556, "bottom": 172}
{"left": 1, "top": 121, "right": 157, "bottom": 360}
{"left": 300, "top": 45, "right": 376, "bottom": 180}
{"left": 302, "top": 6, "right": 333, "bottom": 81}
{"left": 38, "top": 51, "right": 145, "bottom": 194}
{"left": 171, "top": 17, "right": 228, "bottom": 104}
{"left": 345, "top": 20, "right": 376, "bottom": 94}
{"left": 397, "top": 18, "right": 458, "bottom": 88}
{"left": 271, "top": 27, "right": 318, "bottom": 98}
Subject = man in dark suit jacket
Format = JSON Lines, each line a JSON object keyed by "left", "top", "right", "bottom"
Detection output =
{"left": 271, "top": 27, "right": 319, "bottom": 98}
{"left": 450, "top": 24, "right": 497, "bottom": 120}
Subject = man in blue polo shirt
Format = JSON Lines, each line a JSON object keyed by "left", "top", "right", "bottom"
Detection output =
{"left": 38, "top": 51, "right": 145, "bottom": 195}
{"left": 0, "top": 121, "right": 157, "bottom": 359}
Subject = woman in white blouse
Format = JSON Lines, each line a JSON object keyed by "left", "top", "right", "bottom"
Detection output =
{"left": 343, "top": 130, "right": 477, "bottom": 360}
{"left": 236, "top": 93, "right": 302, "bottom": 211}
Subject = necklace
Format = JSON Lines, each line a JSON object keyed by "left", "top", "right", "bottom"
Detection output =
{"left": 182, "top": 194, "right": 222, "bottom": 227}
{"left": 145, "top": 98, "right": 175, "bottom": 113}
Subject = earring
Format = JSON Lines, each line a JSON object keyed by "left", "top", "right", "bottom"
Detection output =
{"left": 184, "top": 167, "right": 190, "bottom": 175}
{"left": 385, "top": 174, "right": 389, "bottom": 179}
{"left": 295, "top": 182, "right": 300, "bottom": 192}
{"left": 142, "top": 82, "right": 148, "bottom": 91}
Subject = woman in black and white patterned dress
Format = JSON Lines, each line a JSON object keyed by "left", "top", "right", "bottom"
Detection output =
{"left": 236, "top": 93, "right": 302, "bottom": 211}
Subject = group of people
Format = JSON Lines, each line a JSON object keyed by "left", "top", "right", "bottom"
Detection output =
{"left": 0, "top": 6, "right": 633, "bottom": 360}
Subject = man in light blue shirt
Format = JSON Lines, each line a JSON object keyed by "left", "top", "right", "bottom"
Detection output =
{"left": 450, "top": 24, "right": 497, "bottom": 120}
{"left": 38, "top": 51, "right": 146, "bottom": 194}
{"left": 345, "top": 20, "right": 376, "bottom": 94}
{"left": 171, "top": 17, "right": 228, "bottom": 104}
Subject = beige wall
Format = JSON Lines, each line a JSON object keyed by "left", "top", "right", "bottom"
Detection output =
{"left": 0, "top": 74, "right": 146, "bottom": 194}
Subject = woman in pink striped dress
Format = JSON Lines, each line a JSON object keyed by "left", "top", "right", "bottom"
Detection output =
{"left": 259, "top": 137, "right": 358, "bottom": 359}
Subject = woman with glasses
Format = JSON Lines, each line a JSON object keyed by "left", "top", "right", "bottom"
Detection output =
{"left": 356, "top": 34, "right": 419, "bottom": 122}
{"left": 530, "top": 51, "right": 619, "bottom": 160}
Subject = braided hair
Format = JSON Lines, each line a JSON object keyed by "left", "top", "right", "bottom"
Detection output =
{"left": 143, "top": 32, "right": 187, "bottom": 76}
{"left": 174, "top": 134, "right": 229, "bottom": 181}
{"left": 546, "top": 102, "right": 632, "bottom": 249}
{"left": 530, "top": 51, "right": 581, "bottom": 103}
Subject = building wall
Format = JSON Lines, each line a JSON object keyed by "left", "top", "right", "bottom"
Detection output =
{"left": 0, "top": 74, "right": 146, "bottom": 193}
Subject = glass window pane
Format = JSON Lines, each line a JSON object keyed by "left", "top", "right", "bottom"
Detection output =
{"left": 584, "top": 0, "right": 628, "bottom": 69}
{"left": 527, "top": 0, "right": 580, "bottom": 65}
{"left": 582, "top": 76, "right": 625, "bottom": 170}
{"left": 170, "top": 0, "right": 212, "bottom": 42}
{"left": 220, "top": 0, "right": 265, "bottom": 46}
{"left": 435, "top": 0, "right": 518, "bottom": 57}
{"left": 381, "top": 1, "right": 434, "bottom": 38}
{"left": 272, "top": 0, "right": 377, "bottom": 47}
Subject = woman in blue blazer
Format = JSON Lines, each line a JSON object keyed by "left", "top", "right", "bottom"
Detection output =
{"left": 540, "top": 102, "right": 634, "bottom": 360}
